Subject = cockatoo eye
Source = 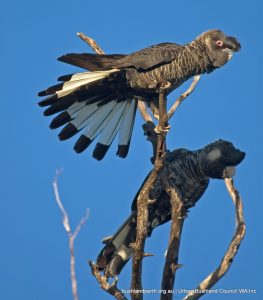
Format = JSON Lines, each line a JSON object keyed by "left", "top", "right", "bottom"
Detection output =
{"left": 216, "top": 40, "right": 224, "bottom": 47}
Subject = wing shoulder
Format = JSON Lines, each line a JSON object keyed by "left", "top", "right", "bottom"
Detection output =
{"left": 113, "top": 42, "right": 184, "bottom": 70}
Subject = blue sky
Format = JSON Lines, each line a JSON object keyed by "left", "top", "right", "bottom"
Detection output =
{"left": 1, "top": 0, "right": 262, "bottom": 299}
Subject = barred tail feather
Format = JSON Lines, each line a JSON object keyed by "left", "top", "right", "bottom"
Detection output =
{"left": 92, "top": 101, "right": 127, "bottom": 160}
{"left": 117, "top": 99, "right": 137, "bottom": 158}
{"left": 38, "top": 69, "right": 137, "bottom": 160}
{"left": 73, "top": 101, "right": 119, "bottom": 153}
{"left": 58, "top": 101, "right": 115, "bottom": 141}
{"left": 97, "top": 212, "right": 136, "bottom": 277}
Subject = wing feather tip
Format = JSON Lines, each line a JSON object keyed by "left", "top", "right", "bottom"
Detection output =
{"left": 57, "top": 55, "right": 66, "bottom": 62}
{"left": 74, "top": 135, "right": 93, "bottom": 153}
{"left": 93, "top": 143, "right": 110, "bottom": 160}
{"left": 117, "top": 144, "right": 130, "bottom": 158}
{"left": 38, "top": 90, "right": 47, "bottom": 97}
{"left": 49, "top": 112, "right": 71, "bottom": 129}
{"left": 38, "top": 95, "right": 58, "bottom": 107}
{"left": 58, "top": 123, "right": 78, "bottom": 141}
{"left": 57, "top": 74, "right": 73, "bottom": 81}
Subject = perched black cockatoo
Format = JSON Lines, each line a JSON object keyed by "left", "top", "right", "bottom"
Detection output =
{"left": 96, "top": 140, "right": 245, "bottom": 277}
{"left": 38, "top": 30, "right": 240, "bottom": 160}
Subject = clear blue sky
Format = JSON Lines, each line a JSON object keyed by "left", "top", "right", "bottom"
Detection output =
{"left": 1, "top": 1, "right": 262, "bottom": 299}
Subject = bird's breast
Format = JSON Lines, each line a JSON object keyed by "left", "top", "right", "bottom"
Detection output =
{"left": 125, "top": 61, "right": 197, "bottom": 97}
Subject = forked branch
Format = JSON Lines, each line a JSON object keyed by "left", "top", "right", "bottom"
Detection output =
{"left": 53, "top": 169, "right": 89, "bottom": 300}
{"left": 168, "top": 75, "right": 201, "bottom": 120}
{"left": 183, "top": 178, "right": 245, "bottom": 300}
{"left": 89, "top": 262, "right": 128, "bottom": 300}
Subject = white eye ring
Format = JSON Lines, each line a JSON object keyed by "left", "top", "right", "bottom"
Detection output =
{"left": 216, "top": 40, "right": 224, "bottom": 47}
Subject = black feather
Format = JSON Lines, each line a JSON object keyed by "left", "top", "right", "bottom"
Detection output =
{"left": 117, "top": 144, "right": 130, "bottom": 158}
{"left": 58, "top": 123, "right": 79, "bottom": 140}
{"left": 57, "top": 74, "right": 74, "bottom": 82}
{"left": 74, "top": 135, "right": 93, "bottom": 153}
{"left": 110, "top": 43, "right": 183, "bottom": 70}
{"left": 93, "top": 143, "right": 110, "bottom": 160}
{"left": 43, "top": 96, "right": 75, "bottom": 116}
{"left": 38, "top": 94, "right": 59, "bottom": 107}
{"left": 49, "top": 112, "right": 71, "bottom": 129}
{"left": 58, "top": 53, "right": 126, "bottom": 71}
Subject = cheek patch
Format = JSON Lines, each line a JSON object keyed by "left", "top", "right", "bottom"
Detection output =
{"left": 222, "top": 166, "right": 236, "bottom": 178}
{"left": 207, "top": 149, "right": 222, "bottom": 162}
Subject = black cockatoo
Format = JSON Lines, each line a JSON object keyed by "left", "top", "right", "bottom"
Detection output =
{"left": 96, "top": 140, "right": 245, "bottom": 277}
{"left": 38, "top": 30, "right": 240, "bottom": 160}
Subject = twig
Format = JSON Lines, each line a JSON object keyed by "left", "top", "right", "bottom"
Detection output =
{"left": 77, "top": 32, "right": 105, "bottom": 55}
{"left": 167, "top": 75, "right": 200, "bottom": 120}
{"left": 225, "top": 178, "right": 245, "bottom": 225}
{"left": 137, "top": 100, "right": 154, "bottom": 122}
{"left": 53, "top": 169, "right": 89, "bottom": 300}
{"left": 183, "top": 178, "right": 245, "bottom": 300}
{"left": 89, "top": 262, "right": 128, "bottom": 300}
{"left": 160, "top": 187, "right": 186, "bottom": 300}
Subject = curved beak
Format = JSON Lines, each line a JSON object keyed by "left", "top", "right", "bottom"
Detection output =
{"left": 225, "top": 36, "right": 241, "bottom": 52}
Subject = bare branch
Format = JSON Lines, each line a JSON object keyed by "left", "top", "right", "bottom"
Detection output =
{"left": 77, "top": 32, "right": 105, "bottom": 55}
{"left": 154, "top": 88, "right": 168, "bottom": 162}
{"left": 53, "top": 169, "right": 71, "bottom": 233}
{"left": 130, "top": 169, "right": 157, "bottom": 300}
{"left": 89, "top": 261, "right": 128, "bottom": 300}
{"left": 167, "top": 75, "right": 201, "bottom": 120}
{"left": 183, "top": 178, "right": 245, "bottom": 300}
{"left": 53, "top": 169, "right": 89, "bottom": 300}
{"left": 161, "top": 187, "right": 186, "bottom": 300}
{"left": 225, "top": 178, "right": 245, "bottom": 225}
{"left": 137, "top": 100, "right": 153, "bottom": 122}
{"left": 72, "top": 208, "right": 90, "bottom": 241}
{"left": 131, "top": 87, "right": 169, "bottom": 300}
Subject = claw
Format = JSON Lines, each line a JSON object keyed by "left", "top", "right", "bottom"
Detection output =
{"left": 154, "top": 124, "right": 170, "bottom": 133}
{"left": 160, "top": 81, "right": 172, "bottom": 90}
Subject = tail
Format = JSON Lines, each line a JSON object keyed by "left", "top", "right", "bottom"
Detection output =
{"left": 97, "top": 212, "right": 136, "bottom": 277}
{"left": 38, "top": 70, "right": 137, "bottom": 160}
